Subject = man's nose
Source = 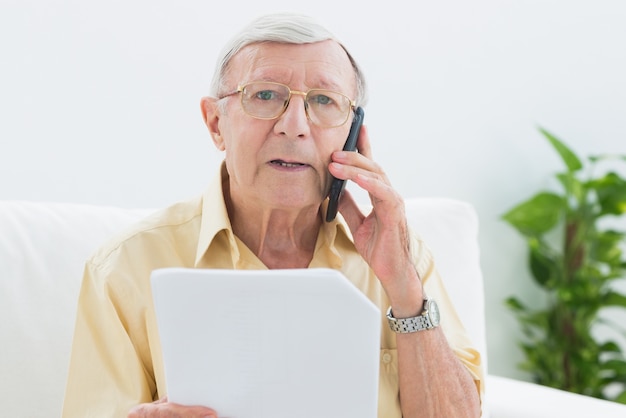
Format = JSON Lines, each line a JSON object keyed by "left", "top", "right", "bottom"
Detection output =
{"left": 274, "top": 92, "right": 311, "bottom": 138}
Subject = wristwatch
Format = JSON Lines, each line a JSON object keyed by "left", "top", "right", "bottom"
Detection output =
{"left": 386, "top": 298, "right": 440, "bottom": 333}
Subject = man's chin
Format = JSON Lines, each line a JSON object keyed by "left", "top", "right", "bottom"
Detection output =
{"left": 266, "top": 189, "right": 325, "bottom": 210}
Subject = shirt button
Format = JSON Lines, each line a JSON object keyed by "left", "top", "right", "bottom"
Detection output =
{"left": 382, "top": 352, "right": 392, "bottom": 363}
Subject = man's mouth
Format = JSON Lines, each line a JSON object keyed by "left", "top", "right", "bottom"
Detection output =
{"left": 270, "top": 159, "right": 307, "bottom": 168}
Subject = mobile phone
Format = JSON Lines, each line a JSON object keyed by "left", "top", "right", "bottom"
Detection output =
{"left": 325, "top": 106, "right": 365, "bottom": 222}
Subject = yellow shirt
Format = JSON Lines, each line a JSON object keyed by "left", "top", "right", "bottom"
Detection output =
{"left": 62, "top": 165, "right": 484, "bottom": 417}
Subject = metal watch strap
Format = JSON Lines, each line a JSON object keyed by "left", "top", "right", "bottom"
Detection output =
{"left": 386, "top": 299, "right": 437, "bottom": 333}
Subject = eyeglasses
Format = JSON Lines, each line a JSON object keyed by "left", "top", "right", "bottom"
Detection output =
{"left": 220, "top": 81, "right": 356, "bottom": 128}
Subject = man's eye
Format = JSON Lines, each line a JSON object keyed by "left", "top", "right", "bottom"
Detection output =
{"left": 256, "top": 90, "right": 276, "bottom": 100}
{"left": 310, "top": 94, "right": 333, "bottom": 105}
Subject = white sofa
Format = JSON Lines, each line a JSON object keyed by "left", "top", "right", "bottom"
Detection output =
{"left": 2, "top": 198, "right": 626, "bottom": 417}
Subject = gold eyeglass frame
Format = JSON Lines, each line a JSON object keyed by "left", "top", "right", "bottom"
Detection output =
{"left": 220, "top": 81, "right": 356, "bottom": 128}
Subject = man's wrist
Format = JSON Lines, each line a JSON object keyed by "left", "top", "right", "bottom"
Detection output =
{"left": 385, "top": 258, "right": 429, "bottom": 325}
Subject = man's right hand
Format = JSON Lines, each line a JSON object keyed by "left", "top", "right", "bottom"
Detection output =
{"left": 128, "top": 397, "right": 218, "bottom": 418}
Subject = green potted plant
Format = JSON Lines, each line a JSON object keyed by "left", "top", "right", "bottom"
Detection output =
{"left": 502, "top": 127, "right": 626, "bottom": 403}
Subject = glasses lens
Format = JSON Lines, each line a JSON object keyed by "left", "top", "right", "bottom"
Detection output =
{"left": 305, "top": 89, "right": 352, "bottom": 127}
{"left": 240, "top": 82, "right": 289, "bottom": 119}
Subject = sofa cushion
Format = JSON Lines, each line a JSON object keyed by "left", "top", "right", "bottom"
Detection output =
{"left": 0, "top": 201, "right": 153, "bottom": 417}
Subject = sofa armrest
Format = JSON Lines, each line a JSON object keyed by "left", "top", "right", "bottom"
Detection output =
{"left": 486, "top": 374, "right": 626, "bottom": 418}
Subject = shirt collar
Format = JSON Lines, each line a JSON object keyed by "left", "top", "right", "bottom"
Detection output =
{"left": 194, "top": 163, "right": 239, "bottom": 267}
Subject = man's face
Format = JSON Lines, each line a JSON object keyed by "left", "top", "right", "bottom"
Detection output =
{"left": 211, "top": 40, "right": 358, "bottom": 212}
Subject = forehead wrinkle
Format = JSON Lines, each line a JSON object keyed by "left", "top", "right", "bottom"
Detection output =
{"left": 229, "top": 41, "right": 355, "bottom": 95}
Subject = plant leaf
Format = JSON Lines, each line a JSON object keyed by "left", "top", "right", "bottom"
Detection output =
{"left": 600, "top": 359, "right": 626, "bottom": 379}
{"left": 505, "top": 297, "right": 527, "bottom": 313}
{"left": 604, "top": 291, "right": 626, "bottom": 308}
{"left": 594, "top": 230, "right": 625, "bottom": 264}
{"left": 599, "top": 341, "right": 622, "bottom": 353}
{"left": 529, "top": 239, "right": 558, "bottom": 288}
{"left": 502, "top": 192, "right": 564, "bottom": 236}
{"left": 592, "top": 172, "right": 626, "bottom": 216}
{"left": 556, "top": 172, "right": 584, "bottom": 201}
{"left": 539, "top": 127, "right": 583, "bottom": 173}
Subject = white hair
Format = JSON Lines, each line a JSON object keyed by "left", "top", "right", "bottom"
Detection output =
{"left": 209, "top": 12, "right": 368, "bottom": 106}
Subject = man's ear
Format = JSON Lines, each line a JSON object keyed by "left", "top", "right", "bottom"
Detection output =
{"left": 200, "top": 97, "right": 225, "bottom": 151}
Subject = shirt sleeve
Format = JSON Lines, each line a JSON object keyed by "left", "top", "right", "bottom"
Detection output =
{"left": 62, "top": 258, "right": 156, "bottom": 417}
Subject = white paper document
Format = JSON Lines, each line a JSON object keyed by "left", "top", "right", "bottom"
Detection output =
{"left": 151, "top": 267, "right": 381, "bottom": 418}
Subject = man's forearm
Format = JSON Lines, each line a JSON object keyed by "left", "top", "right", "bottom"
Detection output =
{"left": 396, "top": 329, "right": 481, "bottom": 418}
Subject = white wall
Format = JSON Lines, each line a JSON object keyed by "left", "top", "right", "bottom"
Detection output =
{"left": 2, "top": 0, "right": 626, "bottom": 381}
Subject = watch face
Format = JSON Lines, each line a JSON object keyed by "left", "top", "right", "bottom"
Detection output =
{"left": 428, "top": 299, "right": 441, "bottom": 326}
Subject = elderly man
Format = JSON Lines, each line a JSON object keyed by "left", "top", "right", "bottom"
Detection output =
{"left": 63, "top": 12, "right": 483, "bottom": 418}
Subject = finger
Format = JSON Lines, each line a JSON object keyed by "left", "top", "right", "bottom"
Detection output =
{"left": 330, "top": 151, "right": 388, "bottom": 184}
{"left": 328, "top": 159, "right": 394, "bottom": 213}
{"left": 356, "top": 172, "right": 393, "bottom": 204}
{"left": 127, "top": 399, "right": 218, "bottom": 418}
{"left": 162, "top": 402, "right": 218, "bottom": 418}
